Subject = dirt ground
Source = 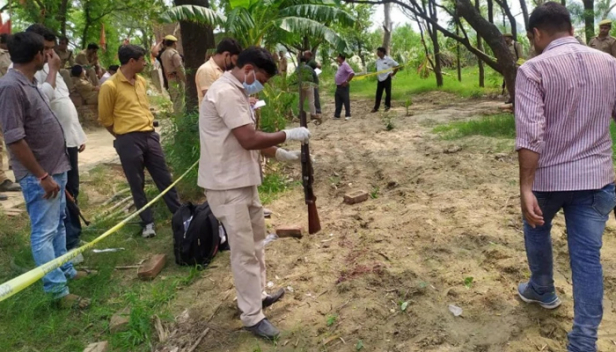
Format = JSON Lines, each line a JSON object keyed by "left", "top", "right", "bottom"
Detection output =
{"left": 150, "top": 92, "right": 616, "bottom": 352}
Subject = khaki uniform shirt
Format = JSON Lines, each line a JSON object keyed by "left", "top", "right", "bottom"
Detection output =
{"left": 98, "top": 69, "right": 154, "bottom": 135}
{"left": 161, "top": 48, "right": 183, "bottom": 81}
{"left": 198, "top": 71, "right": 261, "bottom": 190}
{"left": 75, "top": 49, "right": 98, "bottom": 68}
{"left": 195, "top": 57, "right": 223, "bottom": 105}
{"left": 0, "top": 49, "right": 10, "bottom": 77}
{"left": 72, "top": 76, "right": 98, "bottom": 103}
{"left": 55, "top": 48, "right": 74, "bottom": 68}
{"left": 589, "top": 36, "right": 616, "bottom": 57}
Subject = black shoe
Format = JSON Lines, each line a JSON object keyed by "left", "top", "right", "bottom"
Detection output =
{"left": 371, "top": 109, "right": 378, "bottom": 113}
{"left": 0, "top": 193, "right": 7, "bottom": 201}
{"left": 0, "top": 180, "right": 21, "bottom": 192}
{"left": 245, "top": 318, "right": 280, "bottom": 339}
{"left": 262, "top": 288, "right": 285, "bottom": 309}
{"left": 333, "top": 116, "right": 340, "bottom": 119}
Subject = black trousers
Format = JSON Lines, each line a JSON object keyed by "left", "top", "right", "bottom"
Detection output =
{"left": 114, "top": 131, "right": 181, "bottom": 225}
{"left": 374, "top": 76, "right": 392, "bottom": 111}
{"left": 334, "top": 85, "right": 351, "bottom": 117}
{"left": 314, "top": 87, "right": 321, "bottom": 114}
{"left": 65, "top": 147, "right": 81, "bottom": 250}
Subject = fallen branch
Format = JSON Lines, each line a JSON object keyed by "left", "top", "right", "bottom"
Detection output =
{"left": 186, "top": 328, "right": 210, "bottom": 352}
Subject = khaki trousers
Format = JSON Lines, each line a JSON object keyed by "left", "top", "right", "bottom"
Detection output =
{"left": 205, "top": 186, "right": 266, "bottom": 327}
{"left": 300, "top": 86, "right": 317, "bottom": 116}
{"left": 86, "top": 67, "right": 99, "bottom": 86}
{"left": 0, "top": 129, "right": 7, "bottom": 183}
{"left": 59, "top": 69, "right": 74, "bottom": 93}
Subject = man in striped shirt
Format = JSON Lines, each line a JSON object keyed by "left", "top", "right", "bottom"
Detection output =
{"left": 515, "top": 3, "right": 616, "bottom": 351}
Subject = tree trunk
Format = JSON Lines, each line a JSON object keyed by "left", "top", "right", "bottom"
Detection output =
{"left": 497, "top": 0, "right": 517, "bottom": 39}
{"left": 519, "top": 0, "right": 529, "bottom": 32}
{"left": 457, "top": 0, "right": 516, "bottom": 100}
{"left": 475, "top": 0, "right": 484, "bottom": 88}
{"left": 58, "top": 0, "right": 70, "bottom": 36}
{"left": 174, "top": 0, "right": 215, "bottom": 113}
{"left": 488, "top": 0, "right": 494, "bottom": 23}
{"left": 427, "top": 0, "right": 443, "bottom": 87}
{"left": 456, "top": 23, "right": 461, "bottom": 82}
{"left": 583, "top": 0, "right": 595, "bottom": 43}
{"left": 383, "top": 2, "right": 392, "bottom": 52}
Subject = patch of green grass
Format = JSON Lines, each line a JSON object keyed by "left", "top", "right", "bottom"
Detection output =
{"left": 259, "top": 171, "right": 293, "bottom": 205}
{"left": 0, "top": 169, "right": 205, "bottom": 352}
{"left": 340, "top": 67, "right": 498, "bottom": 101}
{"left": 326, "top": 314, "right": 338, "bottom": 327}
{"left": 432, "top": 113, "right": 516, "bottom": 140}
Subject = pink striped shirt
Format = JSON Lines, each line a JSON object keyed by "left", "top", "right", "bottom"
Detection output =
{"left": 515, "top": 37, "right": 616, "bottom": 192}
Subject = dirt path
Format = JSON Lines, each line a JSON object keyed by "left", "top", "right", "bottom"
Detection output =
{"left": 157, "top": 92, "right": 616, "bottom": 352}
{"left": 0, "top": 127, "right": 117, "bottom": 211}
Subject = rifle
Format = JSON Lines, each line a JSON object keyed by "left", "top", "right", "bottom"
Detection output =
{"left": 298, "top": 62, "right": 321, "bottom": 234}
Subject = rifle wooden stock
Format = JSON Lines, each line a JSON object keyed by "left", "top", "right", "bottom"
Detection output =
{"left": 307, "top": 199, "right": 321, "bottom": 234}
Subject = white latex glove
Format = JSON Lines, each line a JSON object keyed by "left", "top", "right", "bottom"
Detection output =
{"left": 283, "top": 127, "right": 311, "bottom": 143}
{"left": 275, "top": 149, "right": 301, "bottom": 162}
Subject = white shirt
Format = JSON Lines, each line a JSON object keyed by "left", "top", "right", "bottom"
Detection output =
{"left": 34, "top": 64, "right": 87, "bottom": 148}
{"left": 99, "top": 72, "right": 112, "bottom": 86}
{"left": 375, "top": 55, "right": 399, "bottom": 82}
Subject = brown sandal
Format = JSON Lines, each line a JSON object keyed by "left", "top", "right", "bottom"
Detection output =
{"left": 59, "top": 294, "right": 91, "bottom": 309}
{"left": 73, "top": 269, "right": 98, "bottom": 280}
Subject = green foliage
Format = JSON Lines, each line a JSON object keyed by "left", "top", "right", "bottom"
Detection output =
{"left": 405, "top": 97, "right": 413, "bottom": 116}
{"left": 163, "top": 0, "right": 355, "bottom": 51}
{"left": 356, "top": 340, "right": 365, "bottom": 350}
{"left": 464, "top": 277, "right": 474, "bottom": 289}
{"left": 259, "top": 172, "right": 291, "bottom": 205}
{"left": 260, "top": 79, "right": 295, "bottom": 133}
{"left": 432, "top": 113, "right": 516, "bottom": 140}
{"left": 381, "top": 112, "right": 395, "bottom": 131}
{"left": 326, "top": 314, "right": 338, "bottom": 326}
{"left": 370, "top": 186, "right": 380, "bottom": 199}
{"left": 163, "top": 112, "right": 201, "bottom": 200}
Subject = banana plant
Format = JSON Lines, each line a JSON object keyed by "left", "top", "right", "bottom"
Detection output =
{"left": 162, "top": 0, "right": 355, "bottom": 52}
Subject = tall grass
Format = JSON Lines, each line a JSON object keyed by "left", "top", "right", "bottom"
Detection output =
{"left": 433, "top": 113, "right": 616, "bottom": 157}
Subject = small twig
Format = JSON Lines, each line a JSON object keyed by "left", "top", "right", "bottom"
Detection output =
{"left": 377, "top": 251, "right": 390, "bottom": 261}
{"left": 207, "top": 303, "right": 223, "bottom": 322}
{"left": 186, "top": 328, "right": 210, "bottom": 352}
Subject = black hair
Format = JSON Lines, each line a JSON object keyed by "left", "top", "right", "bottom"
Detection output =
{"left": 118, "top": 44, "right": 146, "bottom": 65}
{"left": 87, "top": 43, "right": 99, "bottom": 50}
{"left": 71, "top": 65, "right": 84, "bottom": 77}
{"left": 528, "top": 1, "right": 572, "bottom": 34}
{"left": 25, "top": 24, "right": 56, "bottom": 42}
{"left": 7, "top": 32, "right": 44, "bottom": 64}
{"left": 377, "top": 47, "right": 387, "bottom": 55}
{"left": 300, "top": 56, "right": 308, "bottom": 63}
{"left": 236, "top": 46, "right": 278, "bottom": 77}
{"left": 216, "top": 38, "right": 242, "bottom": 55}
{"left": 338, "top": 53, "right": 346, "bottom": 60}
{"left": 0, "top": 33, "right": 8, "bottom": 45}
{"left": 59, "top": 36, "right": 68, "bottom": 44}
{"left": 108, "top": 65, "right": 119, "bottom": 72}
{"left": 164, "top": 39, "right": 176, "bottom": 47}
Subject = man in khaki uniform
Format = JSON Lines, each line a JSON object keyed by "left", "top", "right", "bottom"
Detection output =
{"left": 55, "top": 36, "right": 74, "bottom": 92}
{"left": 589, "top": 19, "right": 616, "bottom": 57}
{"left": 278, "top": 50, "right": 287, "bottom": 77}
{"left": 161, "top": 35, "right": 185, "bottom": 115}
{"left": 75, "top": 43, "right": 101, "bottom": 86}
{"left": 195, "top": 38, "right": 242, "bottom": 106}
{"left": 199, "top": 47, "right": 311, "bottom": 339}
{"left": 71, "top": 65, "right": 99, "bottom": 105}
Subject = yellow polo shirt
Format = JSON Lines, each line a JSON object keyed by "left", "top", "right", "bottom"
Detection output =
{"left": 195, "top": 57, "right": 223, "bottom": 106}
{"left": 98, "top": 69, "right": 154, "bottom": 135}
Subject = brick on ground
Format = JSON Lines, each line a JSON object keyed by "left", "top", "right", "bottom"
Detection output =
{"left": 344, "top": 190, "right": 369, "bottom": 205}
{"left": 138, "top": 254, "right": 167, "bottom": 280}
{"left": 276, "top": 225, "right": 303, "bottom": 238}
{"left": 109, "top": 307, "right": 131, "bottom": 334}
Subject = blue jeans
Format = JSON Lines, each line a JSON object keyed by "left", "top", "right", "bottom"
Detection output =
{"left": 524, "top": 183, "right": 616, "bottom": 352}
{"left": 19, "top": 172, "right": 76, "bottom": 299}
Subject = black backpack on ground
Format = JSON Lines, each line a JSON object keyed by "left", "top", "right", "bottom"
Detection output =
{"left": 172, "top": 202, "right": 229, "bottom": 267}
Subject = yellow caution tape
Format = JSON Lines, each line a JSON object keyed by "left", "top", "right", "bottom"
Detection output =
{"left": 0, "top": 160, "right": 199, "bottom": 302}
{"left": 353, "top": 64, "right": 406, "bottom": 80}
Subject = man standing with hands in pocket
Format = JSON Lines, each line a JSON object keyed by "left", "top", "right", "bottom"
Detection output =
{"left": 515, "top": 3, "right": 616, "bottom": 351}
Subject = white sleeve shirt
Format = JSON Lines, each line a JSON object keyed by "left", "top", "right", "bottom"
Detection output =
{"left": 375, "top": 56, "right": 399, "bottom": 82}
